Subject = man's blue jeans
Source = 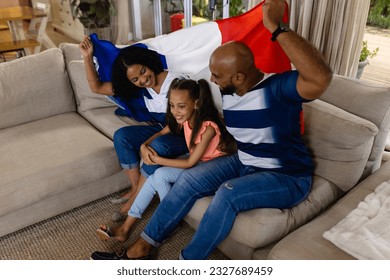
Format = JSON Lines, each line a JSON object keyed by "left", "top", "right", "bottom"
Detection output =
{"left": 113, "top": 125, "right": 188, "bottom": 175}
{"left": 141, "top": 153, "right": 312, "bottom": 259}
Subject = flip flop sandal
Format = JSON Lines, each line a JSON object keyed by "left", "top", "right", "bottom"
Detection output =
{"left": 96, "top": 225, "right": 113, "bottom": 241}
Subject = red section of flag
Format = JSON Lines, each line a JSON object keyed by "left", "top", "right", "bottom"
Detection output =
{"left": 216, "top": 1, "right": 291, "bottom": 74}
{"left": 217, "top": 2, "right": 304, "bottom": 134}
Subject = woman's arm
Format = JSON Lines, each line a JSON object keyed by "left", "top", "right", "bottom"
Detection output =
{"left": 79, "top": 36, "right": 114, "bottom": 96}
{"left": 141, "top": 125, "right": 172, "bottom": 165}
{"left": 150, "top": 125, "right": 216, "bottom": 169}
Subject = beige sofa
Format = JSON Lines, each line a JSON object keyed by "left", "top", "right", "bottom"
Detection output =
{"left": 1, "top": 45, "right": 390, "bottom": 260}
{"left": 0, "top": 47, "right": 133, "bottom": 238}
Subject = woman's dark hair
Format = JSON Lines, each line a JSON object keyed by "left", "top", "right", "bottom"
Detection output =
{"left": 111, "top": 46, "right": 165, "bottom": 98}
{"left": 166, "top": 78, "right": 236, "bottom": 154}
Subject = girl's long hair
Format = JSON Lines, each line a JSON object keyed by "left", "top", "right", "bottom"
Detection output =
{"left": 111, "top": 46, "right": 164, "bottom": 98}
{"left": 166, "top": 78, "right": 236, "bottom": 154}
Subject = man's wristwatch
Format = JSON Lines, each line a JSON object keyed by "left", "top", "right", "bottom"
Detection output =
{"left": 271, "top": 22, "right": 290, "bottom": 42}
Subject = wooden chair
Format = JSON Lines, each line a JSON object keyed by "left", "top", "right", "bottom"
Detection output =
{"left": 25, "top": 1, "right": 55, "bottom": 53}
{"left": 0, "top": 29, "right": 39, "bottom": 62}
{"left": 0, "top": 38, "right": 40, "bottom": 61}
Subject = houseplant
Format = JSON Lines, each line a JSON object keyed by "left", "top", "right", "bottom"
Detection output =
{"left": 356, "top": 40, "right": 379, "bottom": 79}
{"left": 71, "top": 0, "right": 116, "bottom": 40}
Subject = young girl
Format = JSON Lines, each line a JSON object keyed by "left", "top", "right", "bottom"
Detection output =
{"left": 79, "top": 36, "right": 188, "bottom": 220}
{"left": 96, "top": 78, "right": 236, "bottom": 242}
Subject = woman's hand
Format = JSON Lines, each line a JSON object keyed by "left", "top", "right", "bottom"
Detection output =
{"left": 79, "top": 36, "right": 93, "bottom": 59}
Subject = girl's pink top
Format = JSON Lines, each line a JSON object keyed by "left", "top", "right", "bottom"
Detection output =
{"left": 183, "top": 120, "right": 225, "bottom": 162}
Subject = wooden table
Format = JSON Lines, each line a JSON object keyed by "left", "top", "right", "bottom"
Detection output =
{"left": 0, "top": 6, "right": 46, "bottom": 60}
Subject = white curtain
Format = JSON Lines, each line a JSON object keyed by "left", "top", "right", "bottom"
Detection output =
{"left": 112, "top": 0, "right": 131, "bottom": 44}
{"left": 248, "top": 0, "right": 371, "bottom": 77}
{"left": 248, "top": 0, "right": 262, "bottom": 8}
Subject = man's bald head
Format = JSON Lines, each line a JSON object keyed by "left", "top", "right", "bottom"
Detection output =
{"left": 209, "top": 41, "right": 262, "bottom": 96}
{"left": 210, "top": 41, "right": 255, "bottom": 75}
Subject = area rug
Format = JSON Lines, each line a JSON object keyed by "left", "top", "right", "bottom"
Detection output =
{"left": 0, "top": 191, "right": 229, "bottom": 260}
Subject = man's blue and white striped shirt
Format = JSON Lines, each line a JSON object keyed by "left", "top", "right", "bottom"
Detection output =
{"left": 222, "top": 71, "right": 313, "bottom": 176}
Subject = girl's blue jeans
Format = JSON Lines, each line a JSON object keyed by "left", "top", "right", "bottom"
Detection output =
{"left": 113, "top": 124, "right": 188, "bottom": 176}
{"left": 128, "top": 166, "right": 184, "bottom": 218}
{"left": 140, "top": 153, "right": 312, "bottom": 260}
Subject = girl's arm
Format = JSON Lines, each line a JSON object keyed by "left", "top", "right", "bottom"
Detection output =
{"left": 79, "top": 36, "right": 114, "bottom": 96}
{"left": 141, "top": 125, "right": 171, "bottom": 165}
{"left": 150, "top": 125, "right": 216, "bottom": 169}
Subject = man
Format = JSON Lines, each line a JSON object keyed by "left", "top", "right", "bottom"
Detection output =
{"left": 91, "top": 0, "right": 333, "bottom": 260}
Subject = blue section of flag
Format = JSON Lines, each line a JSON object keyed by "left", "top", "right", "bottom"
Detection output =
{"left": 89, "top": 33, "right": 120, "bottom": 82}
{"left": 89, "top": 33, "right": 168, "bottom": 124}
{"left": 89, "top": 34, "right": 167, "bottom": 82}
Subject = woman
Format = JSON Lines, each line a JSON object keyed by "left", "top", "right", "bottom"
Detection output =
{"left": 79, "top": 36, "right": 188, "bottom": 220}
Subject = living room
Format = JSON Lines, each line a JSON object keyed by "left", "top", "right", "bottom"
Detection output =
{"left": 1, "top": 0, "right": 390, "bottom": 270}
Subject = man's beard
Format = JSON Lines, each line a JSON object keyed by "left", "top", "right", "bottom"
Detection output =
{"left": 220, "top": 84, "right": 237, "bottom": 96}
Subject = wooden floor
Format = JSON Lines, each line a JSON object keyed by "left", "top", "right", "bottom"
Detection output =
{"left": 360, "top": 26, "right": 390, "bottom": 86}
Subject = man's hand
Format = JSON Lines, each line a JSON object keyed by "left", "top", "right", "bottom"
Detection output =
{"left": 262, "top": 0, "right": 332, "bottom": 100}
{"left": 262, "top": 0, "right": 286, "bottom": 33}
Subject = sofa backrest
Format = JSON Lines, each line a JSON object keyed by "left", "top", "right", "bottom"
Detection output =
{"left": 303, "top": 99, "right": 378, "bottom": 192}
{"left": 319, "top": 75, "right": 390, "bottom": 180}
{"left": 0, "top": 48, "right": 76, "bottom": 130}
{"left": 303, "top": 75, "right": 390, "bottom": 192}
{"left": 59, "top": 43, "right": 128, "bottom": 111}
{"left": 58, "top": 43, "right": 390, "bottom": 192}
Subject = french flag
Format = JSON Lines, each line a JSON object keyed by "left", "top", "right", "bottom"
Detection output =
{"left": 145, "top": 1, "right": 291, "bottom": 76}
{"left": 90, "top": 2, "right": 292, "bottom": 123}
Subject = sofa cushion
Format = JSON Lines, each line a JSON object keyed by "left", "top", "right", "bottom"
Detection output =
{"left": 185, "top": 175, "right": 343, "bottom": 253}
{"left": 67, "top": 60, "right": 117, "bottom": 112}
{"left": 303, "top": 99, "right": 378, "bottom": 192}
{"left": 66, "top": 61, "right": 149, "bottom": 140}
{"left": 319, "top": 75, "right": 390, "bottom": 178}
{"left": 0, "top": 48, "right": 75, "bottom": 130}
{"left": 59, "top": 42, "right": 83, "bottom": 68}
{"left": 78, "top": 107, "right": 149, "bottom": 139}
{"left": 0, "top": 112, "right": 122, "bottom": 217}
